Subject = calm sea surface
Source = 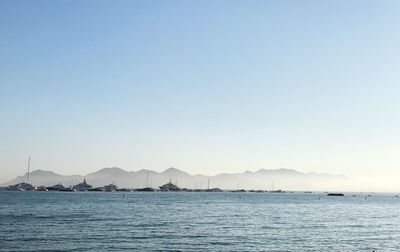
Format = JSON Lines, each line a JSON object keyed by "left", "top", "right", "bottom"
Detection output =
{"left": 0, "top": 191, "right": 399, "bottom": 251}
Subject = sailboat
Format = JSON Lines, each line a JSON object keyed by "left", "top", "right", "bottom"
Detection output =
{"left": 135, "top": 171, "right": 155, "bottom": 191}
{"left": 7, "top": 157, "right": 36, "bottom": 191}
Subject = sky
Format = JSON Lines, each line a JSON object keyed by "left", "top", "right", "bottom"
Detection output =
{"left": 1, "top": 0, "right": 400, "bottom": 189}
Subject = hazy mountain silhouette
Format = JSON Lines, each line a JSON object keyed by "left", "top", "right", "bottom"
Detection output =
{"left": 2, "top": 167, "right": 350, "bottom": 191}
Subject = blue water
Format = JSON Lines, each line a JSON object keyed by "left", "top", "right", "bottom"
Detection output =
{"left": 0, "top": 192, "right": 399, "bottom": 251}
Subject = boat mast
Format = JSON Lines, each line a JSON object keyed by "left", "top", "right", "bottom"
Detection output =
{"left": 146, "top": 171, "right": 149, "bottom": 188}
{"left": 26, "top": 156, "right": 31, "bottom": 183}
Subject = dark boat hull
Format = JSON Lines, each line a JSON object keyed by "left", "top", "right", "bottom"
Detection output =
{"left": 327, "top": 193, "right": 344, "bottom": 196}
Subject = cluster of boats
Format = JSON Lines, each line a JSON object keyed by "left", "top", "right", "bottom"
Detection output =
{"left": 6, "top": 178, "right": 347, "bottom": 195}
{"left": 6, "top": 179, "right": 121, "bottom": 192}
{"left": 5, "top": 180, "right": 225, "bottom": 193}
{"left": 7, "top": 182, "right": 48, "bottom": 191}
{"left": 5, "top": 181, "right": 351, "bottom": 196}
{"left": 157, "top": 181, "right": 223, "bottom": 192}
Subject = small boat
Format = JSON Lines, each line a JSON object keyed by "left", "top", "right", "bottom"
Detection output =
{"left": 104, "top": 183, "right": 118, "bottom": 192}
{"left": 205, "top": 188, "right": 223, "bottom": 192}
{"left": 60, "top": 186, "right": 76, "bottom": 192}
{"left": 7, "top": 183, "right": 28, "bottom": 191}
{"left": 270, "top": 190, "right": 286, "bottom": 193}
{"left": 88, "top": 187, "right": 104, "bottom": 192}
{"left": 36, "top": 186, "right": 48, "bottom": 191}
{"left": 73, "top": 179, "right": 93, "bottom": 191}
{"left": 7, "top": 157, "right": 35, "bottom": 191}
{"left": 159, "top": 181, "right": 180, "bottom": 191}
{"left": 46, "top": 183, "right": 66, "bottom": 191}
{"left": 117, "top": 188, "right": 132, "bottom": 192}
{"left": 136, "top": 172, "right": 155, "bottom": 191}
{"left": 135, "top": 187, "right": 155, "bottom": 192}
{"left": 327, "top": 193, "right": 344, "bottom": 196}
{"left": 230, "top": 189, "right": 247, "bottom": 193}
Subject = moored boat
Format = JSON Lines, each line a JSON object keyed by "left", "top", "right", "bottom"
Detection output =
{"left": 7, "top": 182, "right": 36, "bottom": 191}
{"left": 327, "top": 193, "right": 344, "bottom": 196}
{"left": 135, "top": 187, "right": 155, "bottom": 192}
{"left": 73, "top": 179, "right": 93, "bottom": 191}
{"left": 60, "top": 186, "right": 76, "bottom": 192}
{"left": 46, "top": 183, "right": 66, "bottom": 191}
{"left": 88, "top": 187, "right": 104, "bottom": 192}
{"left": 36, "top": 186, "right": 48, "bottom": 191}
{"left": 7, "top": 157, "right": 35, "bottom": 191}
{"left": 104, "top": 183, "right": 118, "bottom": 192}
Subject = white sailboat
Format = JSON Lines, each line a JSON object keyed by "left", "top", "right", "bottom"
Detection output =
{"left": 7, "top": 157, "right": 36, "bottom": 191}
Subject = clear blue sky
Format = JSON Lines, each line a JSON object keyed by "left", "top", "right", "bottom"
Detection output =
{"left": 1, "top": 0, "right": 400, "bottom": 188}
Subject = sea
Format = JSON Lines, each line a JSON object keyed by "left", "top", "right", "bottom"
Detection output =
{"left": 0, "top": 191, "right": 399, "bottom": 251}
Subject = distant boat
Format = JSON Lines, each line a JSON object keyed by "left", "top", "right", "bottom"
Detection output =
{"left": 104, "top": 183, "right": 118, "bottom": 192}
{"left": 73, "top": 179, "right": 93, "bottom": 191}
{"left": 36, "top": 186, "right": 48, "bottom": 191}
{"left": 205, "top": 188, "right": 223, "bottom": 192}
{"left": 88, "top": 187, "right": 104, "bottom": 192}
{"left": 135, "top": 187, "right": 155, "bottom": 192}
{"left": 47, "top": 184, "right": 76, "bottom": 192}
{"left": 159, "top": 181, "right": 180, "bottom": 191}
{"left": 7, "top": 157, "right": 35, "bottom": 191}
{"left": 117, "top": 188, "right": 132, "bottom": 192}
{"left": 230, "top": 189, "right": 247, "bottom": 193}
{"left": 60, "top": 186, "right": 76, "bottom": 192}
{"left": 7, "top": 182, "right": 35, "bottom": 191}
{"left": 249, "top": 190, "right": 264, "bottom": 193}
{"left": 136, "top": 171, "right": 155, "bottom": 191}
{"left": 46, "top": 183, "right": 66, "bottom": 191}
{"left": 270, "top": 190, "right": 286, "bottom": 193}
{"left": 327, "top": 193, "right": 344, "bottom": 196}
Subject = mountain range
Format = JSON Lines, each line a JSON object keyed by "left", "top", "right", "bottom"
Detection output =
{"left": 1, "top": 167, "right": 351, "bottom": 191}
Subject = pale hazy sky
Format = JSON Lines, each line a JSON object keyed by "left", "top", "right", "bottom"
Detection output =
{"left": 1, "top": 1, "right": 400, "bottom": 188}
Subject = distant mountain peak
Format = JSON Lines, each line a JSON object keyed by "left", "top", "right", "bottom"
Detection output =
{"left": 99, "top": 167, "right": 124, "bottom": 171}
{"left": 275, "top": 168, "right": 302, "bottom": 173}
{"left": 162, "top": 167, "right": 190, "bottom": 176}
{"left": 89, "top": 167, "right": 127, "bottom": 176}
{"left": 255, "top": 168, "right": 302, "bottom": 175}
{"left": 136, "top": 169, "right": 158, "bottom": 174}
{"left": 29, "top": 170, "right": 57, "bottom": 176}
